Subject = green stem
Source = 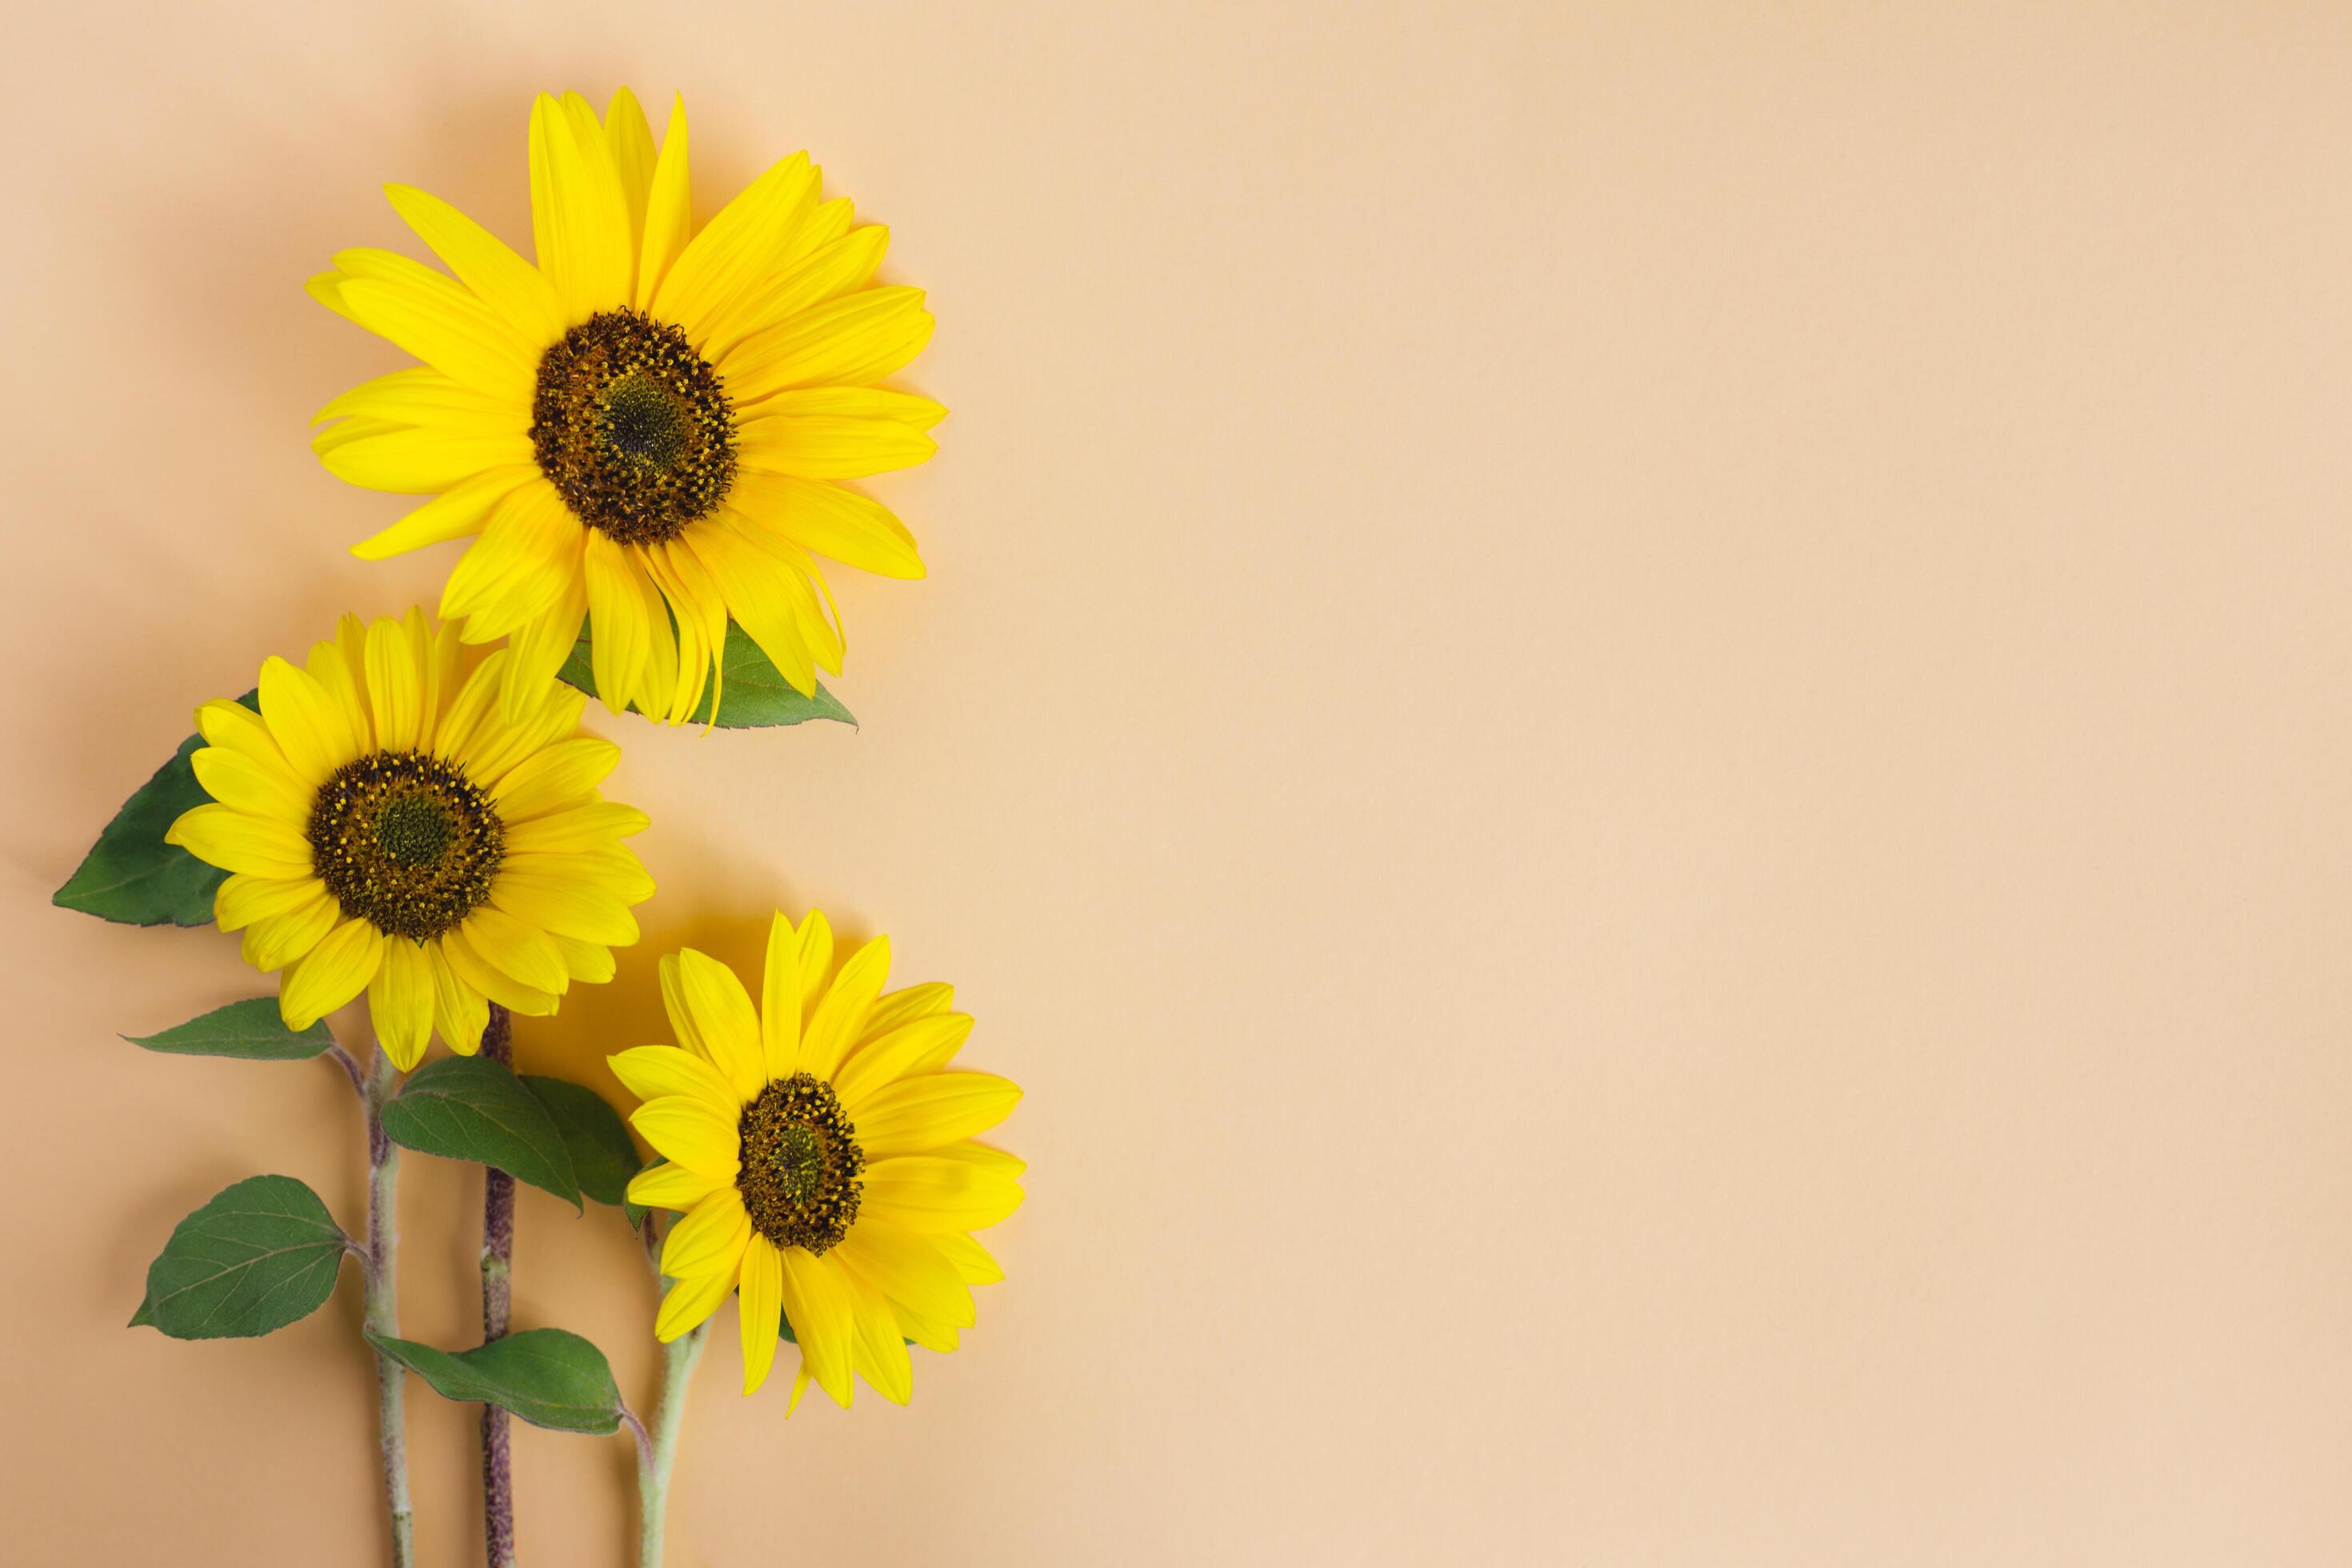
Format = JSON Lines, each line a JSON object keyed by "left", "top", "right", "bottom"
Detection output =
{"left": 634, "top": 1321, "right": 709, "bottom": 1568}
{"left": 364, "top": 1046, "right": 415, "bottom": 1568}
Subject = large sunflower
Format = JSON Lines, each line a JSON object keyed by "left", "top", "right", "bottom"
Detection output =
{"left": 166, "top": 608, "right": 654, "bottom": 1068}
{"left": 616, "top": 912, "right": 1022, "bottom": 1407}
{"left": 310, "top": 89, "right": 939, "bottom": 726}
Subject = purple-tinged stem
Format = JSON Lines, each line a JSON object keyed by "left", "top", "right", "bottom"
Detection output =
{"left": 479, "top": 1003, "right": 516, "bottom": 1568}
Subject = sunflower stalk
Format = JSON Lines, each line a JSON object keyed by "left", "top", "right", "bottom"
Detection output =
{"left": 479, "top": 1004, "right": 518, "bottom": 1568}
{"left": 363, "top": 1043, "right": 416, "bottom": 1568}
{"left": 632, "top": 1251, "right": 707, "bottom": 1568}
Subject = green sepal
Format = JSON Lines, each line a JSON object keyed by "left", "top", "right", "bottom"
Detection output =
{"left": 623, "top": 1156, "right": 666, "bottom": 1231}
{"left": 54, "top": 691, "right": 260, "bottom": 926}
{"left": 366, "top": 1328, "right": 622, "bottom": 1434}
{"left": 123, "top": 997, "right": 332, "bottom": 1061}
{"left": 382, "top": 1056, "right": 581, "bottom": 1209}
{"left": 138, "top": 1174, "right": 350, "bottom": 1339}
{"left": 558, "top": 622, "right": 855, "bottom": 729}
{"left": 522, "top": 1076, "right": 642, "bottom": 1206}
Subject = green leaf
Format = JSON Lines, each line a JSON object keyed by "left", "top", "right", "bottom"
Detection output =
{"left": 127, "top": 1294, "right": 154, "bottom": 1329}
{"left": 522, "top": 1076, "right": 642, "bottom": 1206}
{"left": 366, "top": 1328, "right": 622, "bottom": 1434}
{"left": 54, "top": 691, "right": 260, "bottom": 926}
{"left": 558, "top": 622, "right": 855, "bottom": 729}
{"left": 123, "top": 997, "right": 333, "bottom": 1061}
{"left": 383, "top": 1056, "right": 581, "bottom": 1208}
{"left": 140, "top": 1174, "right": 350, "bottom": 1339}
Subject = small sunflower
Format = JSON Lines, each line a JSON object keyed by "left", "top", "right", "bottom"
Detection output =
{"left": 616, "top": 912, "right": 1022, "bottom": 1407}
{"left": 166, "top": 608, "right": 655, "bottom": 1068}
{"left": 309, "top": 89, "right": 939, "bottom": 726}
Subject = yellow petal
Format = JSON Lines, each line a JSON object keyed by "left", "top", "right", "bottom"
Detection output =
{"left": 194, "top": 698, "right": 290, "bottom": 774}
{"left": 313, "top": 366, "right": 524, "bottom": 432}
{"left": 514, "top": 843, "right": 653, "bottom": 904}
{"left": 682, "top": 522, "right": 818, "bottom": 695}
{"left": 777, "top": 1250, "right": 854, "bottom": 1408}
{"left": 459, "top": 907, "right": 570, "bottom": 994}
{"left": 699, "top": 226, "right": 889, "bottom": 361}
{"left": 165, "top": 803, "right": 312, "bottom": 879}
{"left": 662, "top": 1186, "right": 750, "bottom": 1278}
{"left": 626, "top": 1158, "right": 726, "bottom": 1212}
{"left": 726, "top": 473, "right": 925, "bottom": 578}
{"left": 490, "top": 738, "right": 619, "bottom": 821}
{"left": 456, "top": 679, "right": 588, "bottom": 784}
{"left": 430, "top": 942, "right": 490, "bottom": 1054}
{"left": 759, "top": 911, "right": 804, "bottom": 1080}
{"left": 530, "top": 91, "right": 632, "bottom": 324}
{"left": 858, "top": 981, "right": 956, "bottom": 1048}
{"left": 258, "top": 655, "right": 360, "bottom": 785}
{"left": 651, "top": 151, "right": 817, "bottom": 340}
{"left": 550, "top": 933, "right": 616, "bottom": 985}
{"left": 438, "top": 922, "right": 561, "bottom": 1016}
{"left": 490, "top": 871, "right": 639, "bottom": 946}
{"left": 337, "top": 273, "right": 536, "bottom": 402}
{"left": 310, "top": 631, "right": 375, "bottom": 759}
{"left": 242, "top": 892, "right": 339, "bottom": 973}
{"left": 582, "top": 532, "right": 650, "bottom": 713}
{"left": 930, "top": 1232, "right": 1003, "bottom": 1286}
{"left": 859, "top": 1155, "right": 1025, "bottom": 1234}
{"left": 368, "top": 938, "right": 435, "bottom": 1070}
{"left": 635, "top": 94, "right": 693, "bottom": 310}
{"left": 214, "top": 872, "right": 329, "bottom": 933}
{"left": 675, "top": 948, "right": 766, "bottom": 1103}
{"left": 386, "top": 182, "right": 566, "bottom": 346}
{"left": 602, "top": 89, "right": 658, "bottom": 272}
{"left": 738, "top": 1234, "right": 785, "bottom": 1395}
{"left": 632, "top": 1094, "right": 743, "bottom": 1176}
{"left": 738, "top": 385, "right": 945, "bottom": 433}
{"left": 322, "top": 426, "right": 534, "bottom": 494}
{"left": 791, "top": 910, "right": 834, "bottom": 1026}
{"left": 502, "top": 802, "right": 650, "bottom": 854}
{"left": 726, "top": 288, "right": 934, "bottom": 406}
{"left": 833, "top": 1012, "right": 975, "bottom": 1106}
{"left": 280, "top": 918, "right": 386, "bottom": 1030}
{"left": 608, "top": 1045, "right": 737, "bottom": 1111}
{"left": 499, "top": 571, "right": 589, "bottom": 725}
{"left": 352, "top": 467, "right": 539, "bottom": 562}
{"left": 841, "top": 1266, "right": 914, "bottom": 1405}
{"left": 800, "top": 935, "right": 890, "bottom": 1082}
{"left": 734, "top": 416, "right": 934, "bottom": 482}
{"left": 189, "top": 747, "right": 312, "bottom": 822}
{"left": 658, "top": 953, "right": 708, "bottom": 1061}
{"left": 850, "top": 1073, "right": 1021, "bottom": 1158}
{"left": 442, "top": 483, "right": 586, "bottom": 636}
{"left": 833, "top": 1226, "right": 974, "bottom": 1330}
{"left": 654, "top": 1264, "right": 734, "bottom": 1342}
{"left": 362, "top": 616, "right": 422, "bottom": 752}
{"left": 643, "top": 539, "right": 727, "bottom": 723}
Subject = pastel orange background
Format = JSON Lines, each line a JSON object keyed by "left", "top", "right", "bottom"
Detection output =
{"left": 6, "top": 2, "right": 2351, "bottom": 1562}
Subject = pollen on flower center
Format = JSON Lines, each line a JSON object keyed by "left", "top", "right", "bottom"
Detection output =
{"left": 736, "top": 1073, "right": 866, "bottom": 1254}
{"left": 531, "top": 309, "right": 737, "bottom": 546}
{"left": 307, "top": 751, "right": 505, "bottom": 942}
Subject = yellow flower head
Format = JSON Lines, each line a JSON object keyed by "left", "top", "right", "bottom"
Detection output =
{"left": 617, "top": 913, "right": 1022, "bottom": 1408}
{"left": 310, "top": 89, "right": 939, "bottom": 726}
{"left": 166, "top": 608, "right": 655, "bottom": 1068}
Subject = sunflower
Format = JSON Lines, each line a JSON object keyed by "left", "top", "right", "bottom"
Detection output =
{"left": 165, "top": 608, "right": 655, "bottom": 1069}
{"left": 615, "top": 912, "right": 1021, "bottom": 1407}
{"left": 306, "top": 89, "right": 938, "bottom": 727}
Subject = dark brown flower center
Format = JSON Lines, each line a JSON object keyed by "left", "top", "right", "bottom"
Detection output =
{"left": 306, "top": 751, "right": 504, "bottom": 942}
{"left": 736, "top": 1073, "right": 866, "bottom": 1254}
{"left": 531, "top": 309, "right": 736, "bottom": 546}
